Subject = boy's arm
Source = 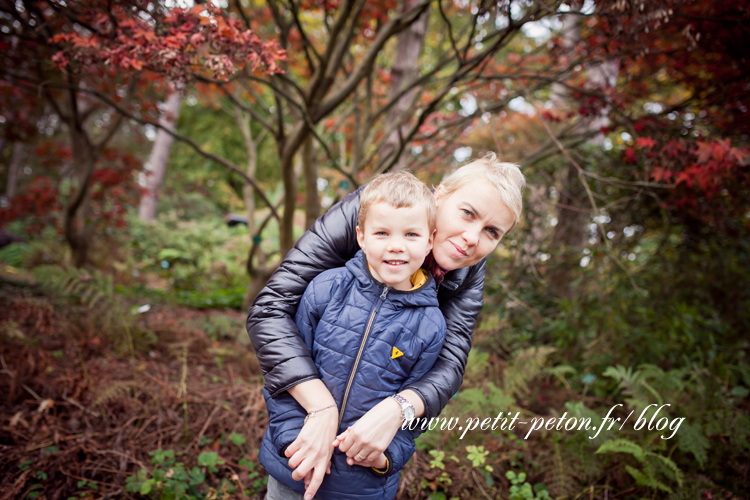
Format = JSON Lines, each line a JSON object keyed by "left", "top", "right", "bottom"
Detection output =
{"left": 368, "top": 429, "right": 416, "bottom": 478}
{"left": 246, "top": 188, "right": 362, "bottom": 397}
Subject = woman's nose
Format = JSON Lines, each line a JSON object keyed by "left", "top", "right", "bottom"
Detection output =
{"left": 462, "top": 228, "right": 480, "bottom": 247}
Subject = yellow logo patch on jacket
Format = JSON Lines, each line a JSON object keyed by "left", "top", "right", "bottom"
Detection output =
{"left": 391, "top": 346, "right": 404, "bottom": 359}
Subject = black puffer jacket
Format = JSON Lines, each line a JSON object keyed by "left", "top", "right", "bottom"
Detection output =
{"left": 246, "top": 186, "right": 486, "bottom": 420}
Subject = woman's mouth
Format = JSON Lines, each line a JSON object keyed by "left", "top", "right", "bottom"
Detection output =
{"left": 449, "top": 241, "right": 468, "bottom": 257}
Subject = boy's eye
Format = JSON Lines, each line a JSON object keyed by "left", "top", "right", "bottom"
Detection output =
{"left": 375, "top": 231, "right": 388, "bottom": 236}
{"left": 406, "top": 232, "right": 419, "bottom": 238}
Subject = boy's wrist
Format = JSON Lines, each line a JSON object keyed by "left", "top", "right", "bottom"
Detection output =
{"left": 373, "top": 453, "right": 388, "bottom": 469}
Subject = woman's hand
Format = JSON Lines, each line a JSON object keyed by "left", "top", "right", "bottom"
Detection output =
{"left": 285, "top": 408, "right": 338, "bottom": 500}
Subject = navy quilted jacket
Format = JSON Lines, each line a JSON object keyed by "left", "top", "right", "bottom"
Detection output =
{"left": 259, "top": 250, "right": 446, "bottom": 500}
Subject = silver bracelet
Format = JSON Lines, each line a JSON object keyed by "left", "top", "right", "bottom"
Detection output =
{"left": 304, "top": 403, "right": 337, "bottom": 424}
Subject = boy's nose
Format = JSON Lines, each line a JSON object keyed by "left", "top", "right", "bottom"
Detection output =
{"left": 387, "top": 239, "right": 405, "bottom": 252}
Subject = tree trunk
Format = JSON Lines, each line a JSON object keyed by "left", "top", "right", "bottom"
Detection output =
{"left": 64, "top": 126, "right": 96, "bottom": 268}
{"left": 279, "top": 149, "right": 297, "bottom": 256}
{"left": 5, "top": 141, "right": 22, "bottom": 202}
{"left": 547, "top": 165, "right": 589, "bottom": 299}
{"left": 546, "top": 8, "right": 618, "bottom": 299}
{"left": 139, "top": 87, "right": 182, "bottom": 221}
{"left": 235, "top": 104, "right": 261, "bottom": 237}
{"left": 302, "top": 135, "right": 318, "bottom": 230}
{"left": 380, "top": 0, "right": 429, "bottom": 171}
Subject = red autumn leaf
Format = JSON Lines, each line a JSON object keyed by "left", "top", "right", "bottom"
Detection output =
{"left": 623, "top": 147, "right": 637, "bottom": 164}
{"left": 651, "top": 167, "right": 672, "bottom": 183}
{"left": 636, "top": 137, "right": 658, "bottom": 149}
{"left": 674, "top": 171, "right": 693, "bottom": 187}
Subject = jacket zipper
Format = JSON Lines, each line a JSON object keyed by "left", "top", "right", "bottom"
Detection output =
{"left": 338, "top": 285, "right": 389, "bottom": 427}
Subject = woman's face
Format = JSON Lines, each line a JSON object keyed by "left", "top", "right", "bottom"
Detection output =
{"left": 432, "top": 179, "right": 516, "bottom": 271}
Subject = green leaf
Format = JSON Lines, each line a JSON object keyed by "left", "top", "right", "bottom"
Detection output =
{"left": 238, "top": 458, "right": 255, "bottom": 470}
{"left": 140, "top": 478, "right": 155, "bottom": 495}
{"left": 197, "top": 451, "right": 224, "bottom": 467}
{"left": 189, "top": 467, "right": 206, "bottom": 486}
{"left": 229, "top": 433, "right": 246, "bottom": 446}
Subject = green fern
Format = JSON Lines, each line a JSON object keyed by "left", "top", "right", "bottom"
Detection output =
{"left": 677, "top": 421, "right": 709, "bottom": 467}
{"left": 31, "top": 264, "right": 144, "bottom": 354}
{"left": 595, "top": 438, "right": 646, "bottom": 462}
{"left": 596, "top": 438, "right": 683, "bottom": 493}
{"left": 504, "top": 346, "right": 556, "bottom": 398}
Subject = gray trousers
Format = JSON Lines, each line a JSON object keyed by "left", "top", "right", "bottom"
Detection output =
{"left": 266, "top": 475, "right": 314, "bottom": 500}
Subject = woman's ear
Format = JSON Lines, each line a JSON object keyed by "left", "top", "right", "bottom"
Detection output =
{"left": 433, "top": 185, "right": 445, "bottom": 206}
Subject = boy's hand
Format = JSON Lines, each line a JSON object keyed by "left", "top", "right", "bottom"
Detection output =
{"left": 285, "top": 409, "right": 337, "bottom": 500}
{"left": 334, "top": 429, "right": 387, "bottom": 468}
{"left": 334, "top": 398, "right": 402, "bottom": 466}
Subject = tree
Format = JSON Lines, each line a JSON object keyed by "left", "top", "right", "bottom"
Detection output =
{"left": 138, "top": 84, "right": 182, "bottom": 222}
{"left": 0, "top": 1, "right": 284, "bottom": 266}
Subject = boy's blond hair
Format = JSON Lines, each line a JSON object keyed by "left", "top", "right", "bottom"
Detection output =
{"left": 358, "top": 171, "right": 436, "bottom": 232}
{"left": 439, "top": 152, "right": 526, "bottom": 229}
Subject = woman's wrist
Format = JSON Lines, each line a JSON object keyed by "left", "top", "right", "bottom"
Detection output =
{"left": 398, "top": 389, "right": 425, "bottom": 419}
{"left": 288, "top": 379, "right": 336, "bottom": 413}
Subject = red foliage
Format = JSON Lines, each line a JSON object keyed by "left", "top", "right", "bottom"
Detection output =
{"left": 50, "top": 2, "right": 286, "bottom": 83}
{"left": 639, "top": 136, "right": 750, "bottom": 228}
{"left": 0, "top": 147, "right": 143, "bottom": 235}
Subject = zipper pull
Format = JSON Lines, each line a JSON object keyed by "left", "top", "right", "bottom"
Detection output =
{"left": 380, "top": 286, "right": 390, "bottom": 300}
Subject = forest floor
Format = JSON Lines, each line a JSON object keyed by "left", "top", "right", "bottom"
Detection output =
{"left": 0, "top": 276, "right": 488, "bottom": 500}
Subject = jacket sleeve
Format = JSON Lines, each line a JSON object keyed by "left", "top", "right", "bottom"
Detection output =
{"left": 246, "top": 187, "right": 363, "bottom": 397}
{"left": 400, "top": 311, "right": 446, "bottom": 391}
{"left": 404, "top": 259, "right": 486, "bottom": 420}
{"left": 369, "top": 428, "right": 416, "bottom": 478}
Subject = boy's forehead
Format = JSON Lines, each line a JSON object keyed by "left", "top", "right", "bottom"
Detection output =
{"left": 365, "top": 201, "right": 430, "bottom": 228}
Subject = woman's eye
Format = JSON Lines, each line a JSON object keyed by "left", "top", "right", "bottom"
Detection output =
{"left": 487, "top": 228, "right": 499, "bottom": 239}
{"left": 461, "top": 208, "right": 473, "bottom": 217}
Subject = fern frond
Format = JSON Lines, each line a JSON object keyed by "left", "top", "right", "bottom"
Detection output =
{"left": 677, "top": 421, "right": 709, "bottom": 467}
{"left": 625, "top": 465, "right": 673, "bottom": 494}
{"left": 646, "top": 452, "right": 683, "bottom": 487}
{"left": 503, "top": 346, "right": 556, "bottom": 398}
{"left": 595, "top": 438, "right": 646, "bottom": 462}
{"left": 95, "top": 380, "right": 152, "bottom": 406}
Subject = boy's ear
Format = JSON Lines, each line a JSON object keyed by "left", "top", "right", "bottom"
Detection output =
{"left": 355, "top": 225, "right": 365, "bottom": 250}
{"left": 426, "top": 229, "right": 435, "bottom": 255}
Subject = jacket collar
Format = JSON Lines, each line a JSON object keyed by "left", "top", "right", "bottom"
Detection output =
{"left": 345, "top": 250, "right": 439, "bottom": 308}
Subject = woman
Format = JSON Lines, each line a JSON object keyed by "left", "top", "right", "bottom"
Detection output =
{"left": 246, "top": 153, "right": 525, "bottom": 500}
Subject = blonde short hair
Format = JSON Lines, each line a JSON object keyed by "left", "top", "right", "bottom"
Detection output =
{"left": 359, "top": 171, "right": 437, "bottom": 232}
{"left": 439, "top": 152, "right": 526, "bottom": 228}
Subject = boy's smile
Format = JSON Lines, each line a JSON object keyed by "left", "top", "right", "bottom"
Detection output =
{"left": 356, "top": 203, "right": 434, "bottom": 291}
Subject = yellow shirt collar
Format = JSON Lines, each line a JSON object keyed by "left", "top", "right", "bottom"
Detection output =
{"left": 366, "top": 265, "right": 429, "bottom": 291}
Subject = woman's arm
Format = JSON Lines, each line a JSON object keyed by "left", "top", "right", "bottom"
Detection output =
{"left": 246, "top": 188, "right": 362, "bottom": 396}
{"left": 405, "top": 259, "right": 486, "bottom": 420}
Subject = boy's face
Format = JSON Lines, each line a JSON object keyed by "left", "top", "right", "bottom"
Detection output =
{"left": 356, "top": 202, "right": 434, "bottom": 291}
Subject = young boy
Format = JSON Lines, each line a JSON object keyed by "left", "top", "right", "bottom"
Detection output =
{"left": 259, "top": 171, "right": 447, "bottom": 500}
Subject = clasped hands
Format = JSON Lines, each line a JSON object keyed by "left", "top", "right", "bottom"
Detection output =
{"left": 284, "top": 397, "right": 402, "bottom": 500}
